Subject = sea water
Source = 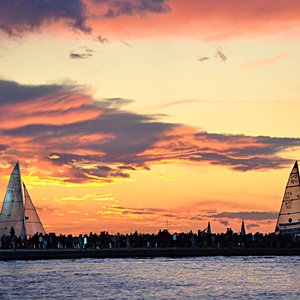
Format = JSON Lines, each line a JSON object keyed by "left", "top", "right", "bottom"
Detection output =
{"left": 0, "top": 256, "right": 300, "bottom": 299}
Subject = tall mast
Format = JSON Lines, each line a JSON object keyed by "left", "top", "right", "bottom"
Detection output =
{"left": 18, "top": 161, "right": 27, "bottom": 237}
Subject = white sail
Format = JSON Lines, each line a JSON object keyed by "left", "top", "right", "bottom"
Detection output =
{"left": 0, "top": 162, "right": 26, "bottom": 237}
{"left": 276, "top": 161, "right": 300, "bottom": 235}
{"left": 23, "top": 183, "right": 45, "bottom": 236}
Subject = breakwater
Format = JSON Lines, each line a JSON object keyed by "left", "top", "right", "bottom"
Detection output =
{"left": 1, "top": 247, "right": 300, "bottom": 260}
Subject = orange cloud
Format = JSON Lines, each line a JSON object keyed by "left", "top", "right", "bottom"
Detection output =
{"left": 1, "top": 79, "right": 300, "bottom": 187}
{"left": 86, "top": 0, "right": 300, "bottom": 41}
{"left": 2, "top": 1, "right": 300, "bottom": 41}
{"left": 0, "top": 92, "right": 101, "bottom": 129}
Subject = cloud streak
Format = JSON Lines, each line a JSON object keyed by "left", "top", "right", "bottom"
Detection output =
{"left": 198, "top": 56, "right": 210, "bottom": 62}
{"left": 242, "top": 53, "right": 289, "bottom": 70}
{"left": 210, "top": 211, "right": 278, "bottom": 220}
{"left": 97, "top": 35, "right": 109, "bottom": 44}
{"left": 92, "top": 0, "right": 171, "bottom": 18}
{"left": 69, "top": 46, "right": 95, "bottom": 59}
{"left": 215, "top": 47, "right": 227, "bottom": 62}
{"left": 246, "top": 223, "right": 259, "bottom": 230}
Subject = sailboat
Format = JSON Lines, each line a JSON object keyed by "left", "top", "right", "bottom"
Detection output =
{"left": 0, "top": 162, "right": 45, "bottom": 237}
{"left": 240, "top": 220, "right": 246, "bottom": 236}
{"left": 275, "top": 161, "right": 300, "bottom": 235}
{"left": 206, "top": 221, "right": 212, "bottom": 235}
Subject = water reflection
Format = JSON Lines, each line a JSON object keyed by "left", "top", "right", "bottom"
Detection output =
{"left": 0, "top": 257, "right": 300, "bottom": 299}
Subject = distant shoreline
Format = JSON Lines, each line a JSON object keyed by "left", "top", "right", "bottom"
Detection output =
{"left": 1, "top": 247, "right": 300, "bottom": 260}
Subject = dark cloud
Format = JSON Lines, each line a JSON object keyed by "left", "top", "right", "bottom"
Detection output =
{"left": 94, "top": 0, "right": 171, "bottom": 18}
{"left": 246, "top": 223, "right": 260, "bottom": 230}
{"left": 120, "top": 39, "right": 132, "bottom": 47}
{"left": 47, "top": 153, "right": 130, "bottom": 182}
{"left": 0, "top": 0, "right": 172, "bottom": 38}
{"left": 192, "top": 152, "right": 291, "bottom": 171}
{"left": 97, "top": 35, "right": 109, "bottom": 44}
{"left": 0, "top": 144, "right": 7, "bottom": 151}
{"left": 70, "top": 46, "right": 94, "bottom": 59}
{"left": 2, "top": 79, "right": 300, "bottom": 183}
{"left": 100, "top": 97, "right": 135, "bottom": 108}
{"left": 70, "top": 51, "right": 93, "bottom": 59}
{"left": 0, "top": 0, "right": 90, "bottom": 36}
{"left": 220, "top": 220, "right": 229, "bottom": 227}
{"left": 198, "top": 56, "right": 210, "bottom": 62}
{"left": 0, "top": 79, "right": 75, "bottom": 104}
{"left": 210, "top": 211, "right": 278, "bottom": 220}
{"left": 168, "top": 132, "right": 300, "bottom": 171}
{"left": 190, "top": 215, "right": 204, "bottom": 221}
{"left": 215, "top": 47, "right": 227, "bottom": 62}
{"left": 118, "top": 165, "right": 136, "bottom": 171}
{"left": 122, "top": 210, "right": 156, "bottom": 215}
{"left": 197, "top": 47, "right": 229, "bottom": 64}
{"left": 102, "top": 205, "right": 167, "bottom": 217}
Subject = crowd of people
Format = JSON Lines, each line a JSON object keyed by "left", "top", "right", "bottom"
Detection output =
{"left": 1, "top": 227, "right": 300, "bottom": 250}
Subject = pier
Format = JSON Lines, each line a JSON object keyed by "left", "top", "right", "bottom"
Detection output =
{"left": 1, "top": 247, "right": 300, "bottom": 261}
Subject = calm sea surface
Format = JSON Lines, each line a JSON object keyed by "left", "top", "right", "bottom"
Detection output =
{"left": 0, "top": 256, "right": 300, "bottom": 299}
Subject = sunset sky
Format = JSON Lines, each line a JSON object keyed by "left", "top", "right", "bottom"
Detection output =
{"left": 1, "top": 0, "right": 300, "bottom": 235}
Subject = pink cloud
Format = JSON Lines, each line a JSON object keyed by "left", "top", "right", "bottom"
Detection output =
{"left": 86, "top": 0, "right": 300, "bottom": 40}
{"left": 242, "top": 53, "right": 289, "bottom": 70}
{"left": 2, "top": 1, "right": 300, "bottom": 41}
{"left": 0, "top": 91, "right": 101, "bottom": 129}
{"left": 1, "top": 79, "right": 300, "bottom": 185}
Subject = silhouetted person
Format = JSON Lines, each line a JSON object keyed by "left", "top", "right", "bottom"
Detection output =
{"left": 173, "top": 233, "right": 177, "bottom": 248}
{"left": 39, "top": 233, "right": 44, "bottom": 249}
{"left": 83, "top": 234, "right": 88, "bottom": 250}
{"left": 11, "top": 235, "right": 18, "bottom": 251}
{"left": 79, "top": 234, "right": 83, "bottom": 251}
{"left": 10, "top": 226, "right": 15, "bottom": 238}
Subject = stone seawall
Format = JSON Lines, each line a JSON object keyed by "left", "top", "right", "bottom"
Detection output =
{"left": 1, "top": 247, "right": 300, "bottom": 260}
